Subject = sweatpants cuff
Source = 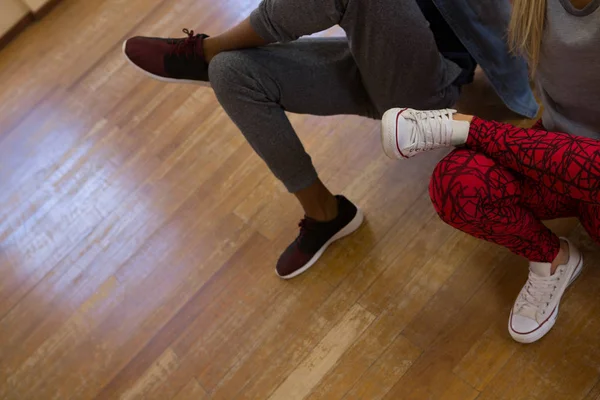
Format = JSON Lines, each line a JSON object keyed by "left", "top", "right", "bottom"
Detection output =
{"left": 281, "top": 166, "right": 319, "bottom": 193}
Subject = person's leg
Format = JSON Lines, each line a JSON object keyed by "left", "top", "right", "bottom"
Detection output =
{"left": 209, "top": 38, "right": 377, "bottom": 215}
{"left": 127, "top": 0, "right": 463, "bottom": 109}
{"left": 128, "top": 0, "right": 463, "bottom": 209}
{"left": 429, "top": 149, "right": 572, "bottom": 263}
{"left": 578, "top": 203, "right": 600, "bottom": 245}
{"left": 209, "top": 39, "right": 374, "bottom": 278}
{"left": 461, "top": 117, "right": 600, "bottom": 205}
{"left": 382, "top": 109, "right": 600, "bottom": 205}
{"left": 430, "top": 149, "right": 584, "bottom": 343}
{"left": 242, "top": 0, "right": 462, "bottom": 113}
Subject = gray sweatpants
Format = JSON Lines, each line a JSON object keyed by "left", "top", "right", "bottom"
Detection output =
{"left": 209, "top": 0, "right": 462, "bottom": 193}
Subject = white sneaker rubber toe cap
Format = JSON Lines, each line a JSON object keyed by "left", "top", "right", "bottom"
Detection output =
{"left": 510, "top": 314, "right": 540, "bottom": 335}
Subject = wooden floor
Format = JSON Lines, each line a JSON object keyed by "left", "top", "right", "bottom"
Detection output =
{"left": 2, "top": 1, "right": 600, "bottom": 399}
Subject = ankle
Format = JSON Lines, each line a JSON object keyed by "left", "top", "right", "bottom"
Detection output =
{"left": 450, "top": 113, "right": 472, "bottom": 146}
{"left": 305, "top": 195, "right": 338, "bottom": 222}
{"left": 203, "top": 37, "right": 219, "bottom": 63}
{"left": 294, "top": 180, "right": 340, "bottom": 222}
{"left": 550, "top": 240, "right": 570, "bottom": 275}
{"left": 454, "top": 113, "right": 474, "bottom": 123}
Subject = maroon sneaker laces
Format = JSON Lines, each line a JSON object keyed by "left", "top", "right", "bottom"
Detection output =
{"left": 168, "top": 29, "right": 201, "bottom": 59}
{"left": 297, "top": 219, "right": 312, "bottom": 242}
{"left": 295, "top": 218, "right": 326, "bottom": 253}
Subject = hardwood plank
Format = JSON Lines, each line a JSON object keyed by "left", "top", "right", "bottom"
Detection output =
{"left": 172, "top": 379, "right": 209, "bottom": 400}
{"left": 267, "top": 304, "right": 375, "bottom": 400}
{"left": 381, "top": 251, "right": 524, "bottom": 400}
{"left": 120, "top": 347, "right": 182, "bottom": 400}
{"left": 453, "top": 322, "right": 516, "bottom": 391}
{"left": 194, "top": 265, "right": 335, "bottom": 392}
{"left": 302, "top": 220, "right": 480, "bottom": 399}
{"left": 401, "top": 239, "right": 515, "bottom": 350}
{"left": 584, "top": 380, "right": 600, "bottom": 400}
{"left": 341, "top": 335, "right": 421, "bottom": 400}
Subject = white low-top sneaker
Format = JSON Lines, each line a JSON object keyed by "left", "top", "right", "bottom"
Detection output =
{"left": 509, "top": 238, "right": 583, "bottom": 344}
{"left": 381, "top": 108, "right": 470, "bottom": 160}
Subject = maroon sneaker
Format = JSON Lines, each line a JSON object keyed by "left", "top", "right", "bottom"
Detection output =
{"left": 277, "top": 195, "right": 364, "bottom": 279}
{"left": 122, "top": 29, "right": 210, "bottom": 84}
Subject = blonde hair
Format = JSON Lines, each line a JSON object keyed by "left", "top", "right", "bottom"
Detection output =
{"left": 508, "top": 0, "right": 547, "bottom": 75}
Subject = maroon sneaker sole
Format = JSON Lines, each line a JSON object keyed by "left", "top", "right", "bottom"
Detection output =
{"left": 121, "top": 40, "right": 211, "bottom": 87}
{"left": 276, "top": 207, "right": 364, "bottom": 280}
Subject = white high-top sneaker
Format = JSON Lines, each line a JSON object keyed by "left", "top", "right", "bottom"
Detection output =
{"left": 509, "top": 238, "right": 583, "bottom": 344}
{"left": 380, "top": 108, "right": 470, "bottom": 160}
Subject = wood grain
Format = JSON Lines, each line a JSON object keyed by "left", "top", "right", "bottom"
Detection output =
{"left": 1, "top": 1, "right": 599, "bottom": 399}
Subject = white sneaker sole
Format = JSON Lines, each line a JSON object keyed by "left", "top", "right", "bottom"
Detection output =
{"left": 381, "top": 108, "right": 409, "bottom": 160}
{"left": 509, "top": 252, "right": 584, "bottom": 344}
{"left": 276, "top": 208, "right": 364, "bottom": 280}
{"left": 121, "top": 40, "right": 211, "bottom": 87}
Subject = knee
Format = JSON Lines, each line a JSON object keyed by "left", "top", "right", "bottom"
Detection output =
{"left": 209, "top": 50, "right": 277, "bottom": 107}
{"left": 429, "top": 149, "right": 490, "bottom": 222}
{"left": 208, "top": 51, "right": 253, "bottom": 96}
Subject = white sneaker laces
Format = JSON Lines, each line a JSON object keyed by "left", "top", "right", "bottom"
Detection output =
{"left": 516, "top": 271, "right": 562, "bottom": 316}
{"left": 406, "top": 109, "right": 454, "bottom": 154}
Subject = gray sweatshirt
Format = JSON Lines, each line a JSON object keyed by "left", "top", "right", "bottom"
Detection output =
{"left": 538, "top": 0, "right": 600, "bottom": 138}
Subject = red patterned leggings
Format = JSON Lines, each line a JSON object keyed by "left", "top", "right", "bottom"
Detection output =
{"left": 430, "top": 117, "right": 600, "bottom": 262}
